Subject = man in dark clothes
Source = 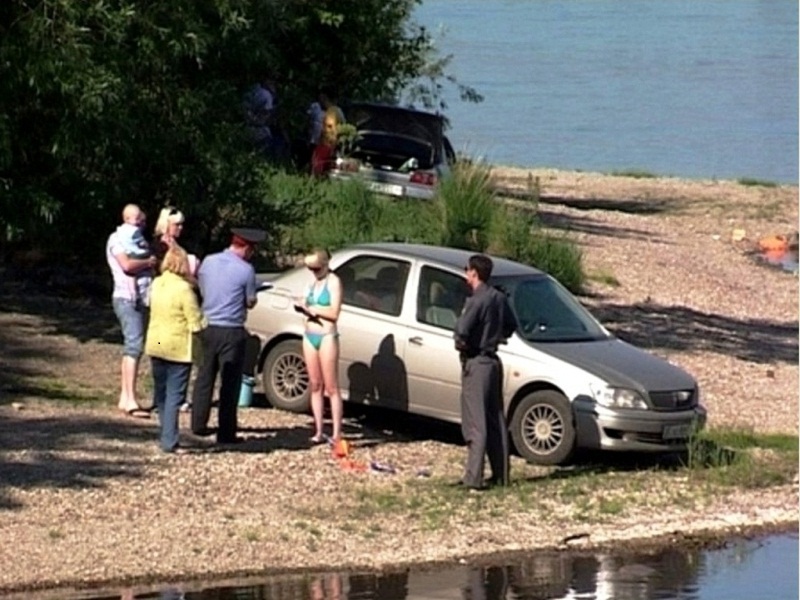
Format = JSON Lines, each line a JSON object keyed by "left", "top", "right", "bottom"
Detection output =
{"left": 453, "top": 254, "right": 518, "bottom": 490}
{"left": 191, "top": 227, "right": 265, "bottom": 445}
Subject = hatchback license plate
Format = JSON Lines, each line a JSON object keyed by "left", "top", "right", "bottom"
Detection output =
{"left": 368, "top": 182, "right": 404, "bottom": 196}
{"left": 663, "top": 423, "right": 692, "bottom": 440}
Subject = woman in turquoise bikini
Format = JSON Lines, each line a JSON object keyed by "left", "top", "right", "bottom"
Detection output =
{"left": 297, "top": 249, "right": 344, "bottom": 443}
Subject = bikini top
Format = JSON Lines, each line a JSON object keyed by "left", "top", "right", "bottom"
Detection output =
{"left": 306, "top": 277, "right": 331, "bottom": 307}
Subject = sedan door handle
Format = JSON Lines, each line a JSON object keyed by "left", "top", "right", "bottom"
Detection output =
{"left": 408, "top": 336, "right": 423, "bottom": 345}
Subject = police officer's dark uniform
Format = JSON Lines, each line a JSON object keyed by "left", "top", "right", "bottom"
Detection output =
{"left": 453, "top": 256, "right": 517, "bottom": 489}
{"left": 191, "top": 227, "right": 265, "bottom": 444}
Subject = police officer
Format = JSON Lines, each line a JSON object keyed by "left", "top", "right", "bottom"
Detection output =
{"left": 453, "top": 254, "right": 518, "bottom": 490}
{"left": 191, "top": 227, "right": 265, "bottom": 445}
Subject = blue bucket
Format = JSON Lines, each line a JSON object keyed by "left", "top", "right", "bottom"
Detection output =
{"left": 238, "top": 375, "right": 256, "bottom": 408}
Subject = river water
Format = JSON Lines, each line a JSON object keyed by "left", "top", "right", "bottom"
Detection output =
{"left": 413, "top": 0, "right": 798, "bottom": 183}
{"left": 67, "top": 530, "right": 799, "bottom": 599}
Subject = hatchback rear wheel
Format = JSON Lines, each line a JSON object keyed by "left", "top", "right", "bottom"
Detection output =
{"left": 510, "top": 390, "right": 575, "bottom": 465}
{"left": 262, "top": 339, "right": 310, "bottom": 412}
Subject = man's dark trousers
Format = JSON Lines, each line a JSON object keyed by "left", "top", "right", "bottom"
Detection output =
{"left": 460, "top": 355, "right": 509, "bottom": 488}
{"left": 191, "top": 325, "right": 247, "bottom": 443}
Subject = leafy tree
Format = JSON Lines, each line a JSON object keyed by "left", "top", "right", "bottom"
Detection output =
{"left": 0, "top": 0, "right": 475, "bottom": 265}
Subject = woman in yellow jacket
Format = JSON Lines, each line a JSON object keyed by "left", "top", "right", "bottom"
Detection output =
{"left": 145, "top": 245, "right": 207, "bottom": 453}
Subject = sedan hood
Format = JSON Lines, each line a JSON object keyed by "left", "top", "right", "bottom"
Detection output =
{"left": 534, "top": 339, "right": 696, "bottom": 391}
{"left": 346, "top": 103, "right": 445, "bottom": 153}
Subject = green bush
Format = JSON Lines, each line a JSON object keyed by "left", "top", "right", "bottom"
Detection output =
{"left": 257, "top": 169, "right": 327, "bottom": 264}
{"left": 373, "top": 198, "right": 441, "bottom": 244}
{"left": 279, "top": 159, "right": 584, "bottom": 295}
{"left": 490, "top": 208, "right": 585, "bottom": 293}
{"left": 434, "top": 161, "right": 496, "bottom": 251}
{"left": 296, "top": 179, "right": 381, "bottom": 251}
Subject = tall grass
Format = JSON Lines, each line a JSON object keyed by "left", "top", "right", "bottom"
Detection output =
{"left": 490, "top": 207, "right": 585, "bottom": 293}
{"left": 373, "top": 198, "right": 440, "bottom": 244}
{"left": 682, "top": 428, "right": 798, "bottom": 488}
{"left": 274, "top": 160, "right": 585, "bottom": 291}
{"left": 293, "top": 180, "right": 380, "bottom": 251}
{"left": 434, "top": 161, "right": 496, "bottom": 251}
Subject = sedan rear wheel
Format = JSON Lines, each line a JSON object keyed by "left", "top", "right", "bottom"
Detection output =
{"left": 510, "top": 390, "right": 576, "bottom": 465}
{"left": 262, "top": 339, "right": 310, "bottom": 412}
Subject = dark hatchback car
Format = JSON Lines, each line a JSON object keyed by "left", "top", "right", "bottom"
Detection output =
{"left": 329, "top": 103, "right": 456, "bottom": 200}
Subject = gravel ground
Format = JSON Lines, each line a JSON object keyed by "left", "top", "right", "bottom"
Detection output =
{"left": 0, "top": 169, "right": 797, "bottom": 596}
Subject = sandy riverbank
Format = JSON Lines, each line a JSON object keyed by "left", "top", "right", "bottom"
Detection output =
{"left": 0, "top": 168, "right": 796, "bottom": 596}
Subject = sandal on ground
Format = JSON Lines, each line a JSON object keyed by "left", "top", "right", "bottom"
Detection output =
{"left": 119, "top": 407, "right": 150, "bottom": 419}
{"left": 309, "top": 434, "right": 326, "bottom": 445}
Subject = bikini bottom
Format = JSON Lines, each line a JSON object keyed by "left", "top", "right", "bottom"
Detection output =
{"left": 304, "top": 331, "right": 339, "bottom": 351}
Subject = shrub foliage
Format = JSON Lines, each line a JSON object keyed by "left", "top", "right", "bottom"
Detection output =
{"left": 0, "top": 0, "right": 477, "bottom": 262}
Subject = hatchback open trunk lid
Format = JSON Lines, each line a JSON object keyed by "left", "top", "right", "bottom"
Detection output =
{"left": 345, "top": 103, "right": 446, "bottom": 163}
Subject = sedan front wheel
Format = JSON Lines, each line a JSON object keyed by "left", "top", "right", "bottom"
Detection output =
{"left": 510, "top": 390, "right": 576, "bottom": 465}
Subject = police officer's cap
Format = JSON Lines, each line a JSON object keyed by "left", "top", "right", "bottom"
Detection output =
{"left": 231, "top": 227, "right": 267, "bottom": 246}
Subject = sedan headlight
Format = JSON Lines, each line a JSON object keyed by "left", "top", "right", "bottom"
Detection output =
{"left": 590, "top": 384, "right": 649, "bottom": 410}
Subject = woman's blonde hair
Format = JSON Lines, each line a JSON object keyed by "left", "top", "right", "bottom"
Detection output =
{"left": 160, "top": 244, "right": 191, "bottom": 277}
{"left": 154, "top": 206, "right": 185, "bottom": 237}
{"left": 321, "top": 108, "right": 341, "bottom": 145}
{"left": 303, "top": 248, "right": 330, "bottom": 269}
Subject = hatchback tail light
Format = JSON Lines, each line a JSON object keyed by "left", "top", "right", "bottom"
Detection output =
{"left": 409, "top": 171, "right": 436, "bottom": 186}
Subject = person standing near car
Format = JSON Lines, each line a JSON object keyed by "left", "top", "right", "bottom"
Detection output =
{"left": 453, "top": 254, "right": 517, "bottom": 490}
{"left": 106, "top": 204, "right": 158, "bottom": 419}
{"left": 153, "top": 205, "right": 200, "bottom": 412}
{"left": 190, "top": 227, "right": 265, "bottom": 445}
{"left": 295, "top": 248, "right": 344, "bottom": 444}
{"left": 152, "top": 206, "right": 200, "bottom": 278}
{"left": 311, "top": 107, "right": 344, "bottom": 177}
{"left": 145, "top": 245, "right": 206, "bottom": 453}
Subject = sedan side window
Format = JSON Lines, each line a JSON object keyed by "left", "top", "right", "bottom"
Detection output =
{"left": 417, "top": 266, "right": 467, "bottom": 330}
{"left": 335, "top": 256, "right": 409, "bottom": 316}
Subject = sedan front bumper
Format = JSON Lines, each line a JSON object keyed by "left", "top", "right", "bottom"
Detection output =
{"left": 573, "top": 398, "right": 708, "bottom": 452}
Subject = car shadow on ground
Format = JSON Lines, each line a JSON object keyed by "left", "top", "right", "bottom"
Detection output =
{"left": 233, "top": 394, "right": 464, "bottom": 454}
{"left": 495, "top": 187, "right": 680, "bottom": 216}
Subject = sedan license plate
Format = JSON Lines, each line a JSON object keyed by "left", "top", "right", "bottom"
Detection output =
{"left": 368, "top": 182, "right": 404, "bottom": 196}
{"left": 663, "top": 423, "right": 692, "bottom": 440}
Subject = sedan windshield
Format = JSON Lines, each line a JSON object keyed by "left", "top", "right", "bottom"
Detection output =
{"left": 496, "top": 275, "right": 609, "bottom": 343}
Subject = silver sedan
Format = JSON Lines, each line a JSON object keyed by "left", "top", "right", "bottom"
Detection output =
{"left": 246, "top": 243, "right": 706, "bottom": 465}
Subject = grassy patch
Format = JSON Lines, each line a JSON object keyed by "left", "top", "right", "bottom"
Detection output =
{"left": 2, "top": 378, "right": 114, "bottom": 406}
{"left": 318, "top": 428, "right": 796, "bottom": 536}
{"left": 242, "top": 528, "right": 260, "bottom": 542}
{"left": 587, "top": 268, "right": 620, "bottom": 287}
{"left": 682, "top": 428, "right": 798, "bottom": 488}
{"left": 609, "top": 169, "right": 658, "bottom": 179}
{"left": 737, "top": 177, "right": 779, "bottom": 188}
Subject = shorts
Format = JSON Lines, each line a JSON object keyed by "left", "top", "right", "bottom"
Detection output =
{"left": 112, "top": 297, "right": 148, "bottom": 358}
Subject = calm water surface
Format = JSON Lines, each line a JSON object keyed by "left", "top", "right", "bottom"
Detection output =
{"left": 81, "top": 531, "right": 798, "bottom": 599}
{"left": 414, "top": 0, "right": 798, "bottom": 183}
